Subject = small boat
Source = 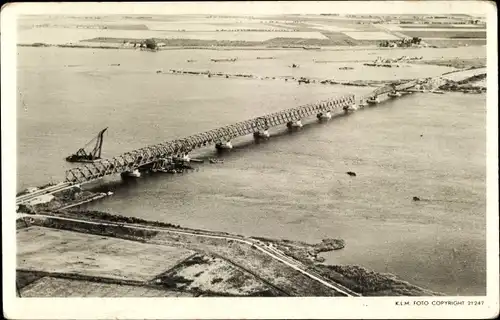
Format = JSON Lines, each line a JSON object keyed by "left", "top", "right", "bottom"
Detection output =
{"left": 159, "top": 168, "right": 178, "bottom": 174}
{"left": 66, "top": 128, "right": 108, "bottom": 163}
{"left": 366, "top": 96, "right": 380, "bottom": 104}
{"left": 430, "top": 90, "right": 445, "bottom": 94}
{"left": 388, "top": 91, "right": 402, "bottom": 98}
{"left": 209, "top": 158, "right": 224, "bottom": 164}
{"left": 211, "top": 58, "right": 237, "bottom": 62}
{"left": 190, "top": 158, "right": 204, "bottom": 163}
{"left": 303, "top": 46, "right": 320, "bottom": 50}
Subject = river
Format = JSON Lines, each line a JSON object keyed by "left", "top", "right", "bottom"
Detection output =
{"left": 17, "top": 46, "right": 486, "bottom": 296}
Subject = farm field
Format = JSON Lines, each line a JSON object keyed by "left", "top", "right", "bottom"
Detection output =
{"left": 424, "top": 39, "right": 487, "bottom": 47}
{"left": 18, "top": 27, "right": 329, "bottom": 44}
{"left": 399, "top": 24, "right": 485, "bottom": 29}
{"left": 397, "top": 28, "right": 485, "bottom": 32}
{"left": 412, "top": 57, "right": 486, "bottom": 69}
{"left": 20, "top": 277, "right": 194, "bottom": 297}
{"left": 400, "top": 30, "right": 486, "bottom": 39}
{"left": 159, "top": 254, "right": 280, "bottom": 296}
{"left": 17, "top": 227, "right": 195, "bottom": 281}
{"left": 16, "top": 214, "right": 346, "bottom": 297}
{"left": 342, "top": 31, "right": 400, "bottom": 40}
{"left": 18, "top": 14, "right": 489, "bottom": 48}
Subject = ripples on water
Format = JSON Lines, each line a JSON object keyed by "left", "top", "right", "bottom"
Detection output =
{"left": 17, "top": 47, "right": 486, "bottom": 295}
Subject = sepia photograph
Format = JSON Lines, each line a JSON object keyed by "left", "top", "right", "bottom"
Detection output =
{"left": 2, "top": 1, "right": 498, "bottom": 319}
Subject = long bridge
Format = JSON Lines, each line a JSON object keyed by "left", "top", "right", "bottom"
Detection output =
{"left": 17, "top": 79, "right": 421, "bottom": 205}
{"left": 64, "top": 94, "right": 358, "bottom": 184}
{"left": 65, "top": 80, "right": 418, "bottom": 184}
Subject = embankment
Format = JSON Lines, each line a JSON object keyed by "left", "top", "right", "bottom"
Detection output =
{"left": 412, "top": 57, "right": 486, "bottom": 69}
{"left": 19, "top": 210, "right": 444, "bottom": 296}
{"left": 438, "top": 73, "right": 486, "bottom": 93}
{"left": 163, "top": 68, "right": 402, "bottom": 88}
{"left": 17, "top": 186, "right": 110, "bottom": 213}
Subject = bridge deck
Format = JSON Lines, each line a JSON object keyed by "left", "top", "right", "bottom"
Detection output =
{"left": 65, "top": 94, "right": 356, "bottom": 183}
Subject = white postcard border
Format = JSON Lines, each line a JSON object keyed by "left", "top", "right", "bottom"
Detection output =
{"left": 2, "top": 2, "right": 498, "bottom": 319}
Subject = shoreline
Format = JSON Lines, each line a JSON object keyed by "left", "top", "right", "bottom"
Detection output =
{"left": 17, "top": 42, "right": 484, "bottom": 51}
{"left": 17, "top": 210, "right": 444, "bottom": 297}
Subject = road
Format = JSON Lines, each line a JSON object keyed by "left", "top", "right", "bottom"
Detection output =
{"left": 19, "top": 212, "right": 360, "bottom": 297}
{"left": 440, "top": 67, "right": 486, "bottom": 81}
{"left": 16, "top": 182, "right": 74, "bottom": 205}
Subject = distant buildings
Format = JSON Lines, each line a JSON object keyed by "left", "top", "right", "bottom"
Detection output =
{"left": 379, "top": 37, "right": 422, "bottom": 48}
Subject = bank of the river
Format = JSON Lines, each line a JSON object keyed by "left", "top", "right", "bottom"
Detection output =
{"left": 17, "top": 210, "right": 443, "bottom": 297}
{"left": 411, "top": 57, "right": 486, "bottom": 69}
{"left": 19, "top": 42, "right": 483, "bottom": 52}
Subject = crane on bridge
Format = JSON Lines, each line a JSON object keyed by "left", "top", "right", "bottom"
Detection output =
{"left": 65, "top": 127, "right": 108, "bottom": 163}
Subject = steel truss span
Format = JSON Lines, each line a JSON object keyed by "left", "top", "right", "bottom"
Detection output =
{"left": 65, "top": 95, "right": 356, "bottom": 183}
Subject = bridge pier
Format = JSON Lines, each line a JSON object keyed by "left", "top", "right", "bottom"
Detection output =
{"left": 253, "top": 129, "right": 270, "bottom": 140}
{"left": 388, "top": 91, "right": 402, "bottom": 98}
{"left": 216, "top": 141, "right": 233, "bottom": 150}
{"left": 343, "top": 104, "right": 357, "bottom": 114}
{"left": 317, "top": 111, "right": 332, "bottom": 121}
{"left": 121, "top": 169, "right": 141, "bottom": 179}
{"left": 150, "top": 157, "right": 173, "bottom": 172}
{"left": 287, "top": 120, "right": 303, "bottom": 129}
{"left": 366, "top": 96, "right": 380, "bottom": 105}
{"left": 173, "top": 153, "right": 191, "bottom": 163}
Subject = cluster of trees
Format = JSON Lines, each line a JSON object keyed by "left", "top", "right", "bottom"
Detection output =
{"left": 125, "top": 38, "right": 158, "bottom": 50}
{"left": 379, "top": 37, "right": 422, "bottom": 47}
{"left": 144, "top": 38, "right": 157, "bottom": 49}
